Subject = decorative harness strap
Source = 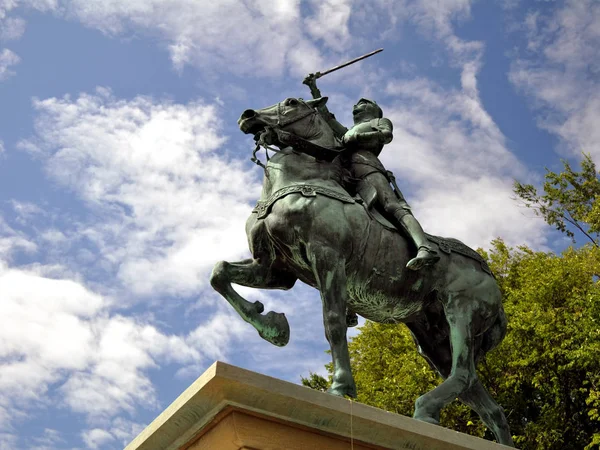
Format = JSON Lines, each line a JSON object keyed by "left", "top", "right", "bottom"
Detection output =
{"left": 252, "top": 100, "right": 345, "bottom": 168}
{"left": 425, "top": 234, "right": 495, "bottom": 278}
{"left": 274, "top": 129, "right": 344, "bottom": 162}
{"left": 253, "top": 184, "right": 355, "bottom": 219}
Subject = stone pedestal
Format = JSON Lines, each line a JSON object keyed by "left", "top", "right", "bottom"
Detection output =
{"left": 125, "top": 361, "right": 512, "bottom": 450}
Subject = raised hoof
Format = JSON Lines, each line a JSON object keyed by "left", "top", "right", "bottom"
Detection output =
{"left": 254, "top": 300, "right": 264, "bottom": 314}
{"left": 257, "top": 311, "right": 290, "bottom": 347}
{"left": 346, "top": 311, "right": 359, "bottom": 327}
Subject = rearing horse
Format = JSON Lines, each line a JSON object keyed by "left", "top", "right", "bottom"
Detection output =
{"left": 210, "top": 96, "right": 514, "bottom": 446}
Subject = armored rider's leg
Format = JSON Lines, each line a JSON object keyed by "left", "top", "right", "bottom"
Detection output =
{"left": 393, "top": 208, "right": 440, "bottom": 270}
{"left": 360, "top": 169, "right": 439, "bottom": 270}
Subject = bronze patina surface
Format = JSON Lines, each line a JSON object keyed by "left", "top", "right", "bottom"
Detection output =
{"left": 211, "top": 87, "right": 514, "bottom": 447}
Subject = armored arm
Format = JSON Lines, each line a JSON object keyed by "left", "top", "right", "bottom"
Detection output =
{"left": 302, "top": 74, "right": 348, "bottom": 138}
{"left": 344, "top": 118, "right": 393, "bottom": 147}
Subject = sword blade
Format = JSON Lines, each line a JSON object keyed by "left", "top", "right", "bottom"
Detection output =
{"left": 316, "top": 48, "right": 383, "bottom": 79}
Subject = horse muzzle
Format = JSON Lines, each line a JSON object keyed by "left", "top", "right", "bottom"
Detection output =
{"left": 238, "top": 110, "right": 270, "bottom": 135}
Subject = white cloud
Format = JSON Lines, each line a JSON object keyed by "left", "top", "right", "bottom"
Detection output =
{"left": 20, "top": 88, "right": 261, "bottom": 298}
{"left": 106, "top": 418, "right": 145, "bottom": 448}
{"left": 60, "top": 315, "right": 199, "bottom": 418}
{"left": 0, "top": 217, "right": 37, "bottom": 260}
{"left": 82, "top": 428, "right": 114, "bottom": 450}
{"left": 0, "top": 48, "right": 19, "bottom": 80}
{"left": 31, "top": 428, "right": 64, "bottom": 449}
{"left": 56, "top": 0, "right": 318, "bottom": 77}
{"left": 0, "top": 0, "right": 482, "bottom": 81}
{"left": 9, "top": 200, "right": 46, "bottom": 226}
{"left": 0, "top": 263, "right": 218, "bottom": 438}
{"left": 0, "top": 0, "right": 53, "bottom": 44}
{"left": 305, "top": 0, "right": 353, "bottom": 51}
{"left": 382, "top": 75, "right": 547, "bottom": 249}
{"left": 509, "top": 0, "right": 600, "bottom": 160}
{"left": 350, "top": 0, "right": 481, "bottom": 65}
{"left": 0, "top": 433, "right": 17, "bottom": 450}
{"left": 0, "top": 16, "right": 25, "bottom": 40}
{"left": 0, "top": 0, "right": 321, "bottom": 77}
{"left": 80, "top": 417, "right": 145, "bottom": 450}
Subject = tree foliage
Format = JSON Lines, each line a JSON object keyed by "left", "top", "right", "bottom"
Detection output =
{"left": 514, "top": 153, "right": 600, "bottom": 247}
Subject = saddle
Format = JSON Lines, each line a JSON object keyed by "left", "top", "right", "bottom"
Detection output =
{"left": 352, "top": 184, "right": 494, "bottom": 277}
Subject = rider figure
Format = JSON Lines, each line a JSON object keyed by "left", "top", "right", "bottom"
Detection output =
{"left": 303, "top": 74, "right": 439, "bottom": 271}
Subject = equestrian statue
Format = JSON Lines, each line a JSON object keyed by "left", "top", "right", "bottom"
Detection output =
{"left": 210, "top": 50, "right": 514, "bottom": 446}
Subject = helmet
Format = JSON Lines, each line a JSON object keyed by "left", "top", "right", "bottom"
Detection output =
{"left": 357, "top": 98, "right": 383, "bottom": 118}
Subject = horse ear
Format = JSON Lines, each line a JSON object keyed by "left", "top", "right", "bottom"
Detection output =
{"left": 305, "top": 97, "right": 329, "bottom": 109}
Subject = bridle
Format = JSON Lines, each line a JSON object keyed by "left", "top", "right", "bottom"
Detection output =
{"left": 251, "top": 100, "right": 318, "bottom": 169}
{"left": 276, "top": 99, "right": 318, "bottom": 128}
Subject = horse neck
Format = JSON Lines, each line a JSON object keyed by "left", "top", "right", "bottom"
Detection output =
{"left": 260, "top": 150, "right": 344, "bottom": 198}
{"left": 294, "top": 112, "right": 340, "bottom": 149}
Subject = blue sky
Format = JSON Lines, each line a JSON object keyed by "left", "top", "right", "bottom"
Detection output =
{"left": 0, "top": 0, "right": 598, "bottom": 448}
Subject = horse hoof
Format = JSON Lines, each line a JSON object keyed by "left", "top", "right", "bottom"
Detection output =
{"left": 258, "top": 311, "right": 290, "bottom": 347}
{"left": 327, "top": 385, "right": 357, "bottom": 398}
{"left": 254, "top": 300, "right": 264, "bottom": 313}
{"left": 346, "top": 312, "right": 358, "bottom": 327}
{"left": 413, "top": 414, "right": 440, "bottom": 426}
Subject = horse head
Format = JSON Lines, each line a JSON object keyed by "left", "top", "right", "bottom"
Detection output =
{"left": 238, "top": 97, "right": 341, "bottom": 151}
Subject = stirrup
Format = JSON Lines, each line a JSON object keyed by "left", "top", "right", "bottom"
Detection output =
{"left": 406, "top": 246, "right": 440, "bottom": 270}
{"left": 417, "top": 245, "right": 438, "bottom": 256}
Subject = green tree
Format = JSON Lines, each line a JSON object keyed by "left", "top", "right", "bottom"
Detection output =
{"left": 301, "top": 370, "right": 331, "bottom": 393}
{"left": 514, "top": 153, "right": 600, "bottom": 247}
{"left": 484, "top": 241, "right": 600, "bottom": 449}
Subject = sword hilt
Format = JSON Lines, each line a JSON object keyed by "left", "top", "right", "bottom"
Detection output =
{"left": 302, "top": 48, "right": 383, "bottom": 99}
{"left": 302, "top": 73, "right": 322, "bottom": 99}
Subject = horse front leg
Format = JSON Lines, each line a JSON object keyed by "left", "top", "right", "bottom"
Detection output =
{"left": 308, "top": 246, "right": 356, "bottom": 398}
{"left": 210, "top": 258, "right": 296, "bottom": 347}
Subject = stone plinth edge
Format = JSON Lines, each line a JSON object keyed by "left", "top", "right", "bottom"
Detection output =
{"left": 125, "top": 361, "right": 513, "bottom": 450}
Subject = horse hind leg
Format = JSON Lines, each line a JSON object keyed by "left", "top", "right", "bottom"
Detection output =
{"left": 412, "top": 293, "right": 478, "bottom": 424}
{"left": 460, "top": 309, "right": 514, "bottom": 446}
{"left": 210, "top": 258, "right": 296, "bottom": 347}
{"left": 459, "top": 380, "right": 515, "bottom": 447}
{"left": 410, "top": 317, "right": 515, "bottom": 447}
{"left": 406, "top": 321, "right": 452, "bottom": 425}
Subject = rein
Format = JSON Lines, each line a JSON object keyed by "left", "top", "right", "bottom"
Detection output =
{"left": 250, "top": 101, "right": 319, "bottom": 169}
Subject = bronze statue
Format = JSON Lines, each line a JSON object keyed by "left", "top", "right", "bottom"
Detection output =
{"left": 303, "top": 74, "right": 439, "bottom": 271}
{"left": 210, "top": 94, "right": 514, "bottom": 446}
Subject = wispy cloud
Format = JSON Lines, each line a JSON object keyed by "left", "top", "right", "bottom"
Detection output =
{"left": 0, "top": 16, "right": 25, "bottom": 41}
{"left": 381, "top": 75, "right": 546, "bottom": 249}
{"left": 0, "top": 260, "right": 241, "bottom": 447}
{"left": 81, "top": 428, "right": 114, "bottom": 450}
{"left": 0, "top": 216, "right": 37, "bottom": 260}
{"left": 509, "top": 0, "right": 600, "bottom": 160}
{"left": 58, "top": 0, "right": 320, "bottom": 77}
{"left": 20, "top": 88, "right": 260, "bottom": 298}
{"left": 305, "top": 0, "right": 353, "bottom": 52}
{"left": 0, "top": 48, "right": 19, "bottom": 80}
